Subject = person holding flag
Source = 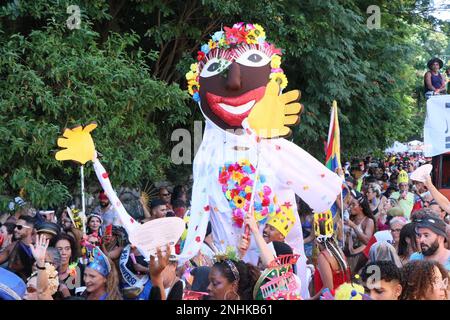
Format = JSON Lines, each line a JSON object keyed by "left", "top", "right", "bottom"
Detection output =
{"left": 325, "top": 101, "right": 346, "bottom": 246}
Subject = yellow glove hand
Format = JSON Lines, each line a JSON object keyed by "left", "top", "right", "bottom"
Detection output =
{"left": 247, "top": 81, "right": 302, "bottom": 138}
{"left": 55, "top": 123, "right": 97, "bottom": 164}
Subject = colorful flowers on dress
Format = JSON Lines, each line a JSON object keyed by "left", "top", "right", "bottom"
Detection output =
{"left": 185, "top": 23, "right": 289, "bottom": 100}
{"left": 219, "top": 159, "right": 279, "bottom": 228}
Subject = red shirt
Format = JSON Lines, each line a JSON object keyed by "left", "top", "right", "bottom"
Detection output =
{"left": 314, "top": 252, "right": 351, "bottom": 293}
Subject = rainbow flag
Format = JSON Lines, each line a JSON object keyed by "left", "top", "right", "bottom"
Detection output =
{"left": 326, "top": 101, "right": 342, "bottom": 220}
{"left": 325, "top": 100, "right": 341, "bottom": 172}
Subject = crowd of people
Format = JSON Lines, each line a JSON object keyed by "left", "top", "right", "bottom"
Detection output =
{"left": 0, "top": 153, "right": 449, "bottom": 301}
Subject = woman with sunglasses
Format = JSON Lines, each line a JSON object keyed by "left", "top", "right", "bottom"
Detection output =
{"left": 389, "top": 217, "right": 407, "bottom": 251}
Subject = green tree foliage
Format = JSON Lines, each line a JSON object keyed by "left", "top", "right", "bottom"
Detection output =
{"left": 0, "top": 0, "right": 189, "bottom": 208}
{"left": 0, "top": 0, "right": 448, "bottom": 209}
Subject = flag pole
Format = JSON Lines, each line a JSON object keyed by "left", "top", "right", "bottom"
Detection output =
{"left": 80, "top": 165, "right": 86, "bottom": 235}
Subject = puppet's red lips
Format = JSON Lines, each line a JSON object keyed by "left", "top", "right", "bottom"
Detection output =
{"left": 206, "top": 86, "right": 266, "bottom": 127}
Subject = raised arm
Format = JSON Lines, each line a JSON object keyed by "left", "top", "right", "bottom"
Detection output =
{"left": 424, "top": 175, "right": 450, "bottom": 213}
{"left": 243, "top": 213, "right": 276, "bottom": 267}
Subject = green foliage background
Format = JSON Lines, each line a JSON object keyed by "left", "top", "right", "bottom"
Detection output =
{"left": 0, "top": 0, "right": 448, "bottom": 209}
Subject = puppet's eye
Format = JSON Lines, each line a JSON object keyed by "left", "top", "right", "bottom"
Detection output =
{"left": 200, "top": 58, "right": 231, "bottom": 78}
{"left": 236, "top": 49, "right": 270, "bottom": 67}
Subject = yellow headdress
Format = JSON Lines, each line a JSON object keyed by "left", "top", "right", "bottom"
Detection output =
{"left": 398, "top": 170, "right": 409, "bottom": 185}
{"left": 334, "top": 282, "right": 365, "bottom": 300}
{"left": 267, "top": 204, "right": 296, "bottom": 238}
{"left": 313, "top": 210, "right": 333, "bottom": 240}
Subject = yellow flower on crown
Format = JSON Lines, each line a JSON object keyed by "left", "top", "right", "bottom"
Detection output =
{"left": 187, "top": 81, "right": 199, "bottom": 95}
{"left": 253, "top": 24, "right": 266, "bottom": 39}
{"left": 218, "top": 37, "right": 226, "bottom": 47}
{"left": 266, "top": 204, "right": 296, "bottom": 238}
{"left": 190, "top": 63, "right": 198, "bottom": 73}
{"left": 269, "top": 72, "right": 288, "bottom": 89}
{"left": 246, "top": 30, "right": 258, "bottom": 44}
{"left": 208, "top": 39, "right": 217, "bottom": 50}
{"left": 271, "top": 55, "right": 282, "bottom": 69}
{"left": 185, "top": 71, "right": 196, "bottom": 81}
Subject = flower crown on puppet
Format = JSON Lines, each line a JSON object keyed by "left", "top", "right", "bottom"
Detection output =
{"left": 185, "top": 22, "right": 288, "bottom": 101}
{"left": 313, "top": 210, "right": 334, "bottom": 242}
{"left": 266, "top": 204, "right": 296, "bottom": 238}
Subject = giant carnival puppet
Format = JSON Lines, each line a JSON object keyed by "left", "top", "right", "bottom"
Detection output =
{"left": 180, "top": 22, "right": 342, "bottom": 298}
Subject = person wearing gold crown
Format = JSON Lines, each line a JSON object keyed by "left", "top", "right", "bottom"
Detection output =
{"left": 389, "top": 170, "right": 414, "bottom": 220}
{"left": 311, "top": 210, "right": 351, "bottom": 299}
{"left": 180, "top": 22, "right": 342, "bottom": 299}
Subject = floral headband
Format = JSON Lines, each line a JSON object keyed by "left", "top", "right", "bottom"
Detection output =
{"left": 186, "top": 22, "right": 288, "bottom": 102}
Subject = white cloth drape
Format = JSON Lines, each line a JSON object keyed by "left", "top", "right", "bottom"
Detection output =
{"left": 179, "top": 119, "right": 342, "bottom": 299}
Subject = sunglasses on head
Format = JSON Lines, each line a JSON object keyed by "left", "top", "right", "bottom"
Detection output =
{"left": 413, "top": 218, "right": 437, "bottom": 224}
{"left": 15, "top": 224, "right": 31, "bottom": 230}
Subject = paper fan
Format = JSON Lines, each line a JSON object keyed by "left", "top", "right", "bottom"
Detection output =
{"left": 410, "top": 164, "right": 432, "bottom": 183}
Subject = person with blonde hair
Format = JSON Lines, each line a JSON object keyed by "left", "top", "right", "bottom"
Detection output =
{"left": 82, "top": 246, "right": 122, "bottom": 300}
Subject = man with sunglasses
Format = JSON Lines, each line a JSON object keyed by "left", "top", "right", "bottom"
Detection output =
{"left": 0, "top": 215, "right": 36, "bottom": 280}
{"left": 410, "top": 212, "right": 450, "bottom": 271}
{"left": 158, "top": 187, "right": 174, "bottom": 214}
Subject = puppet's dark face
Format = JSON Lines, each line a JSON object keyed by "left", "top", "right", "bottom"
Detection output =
{"left": 198, "top": 48, "right": 272, "bottom": 130}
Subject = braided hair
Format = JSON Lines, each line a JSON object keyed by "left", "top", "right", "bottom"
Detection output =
{"left": 317, "top": 219, "right": 349, "bottom": 275}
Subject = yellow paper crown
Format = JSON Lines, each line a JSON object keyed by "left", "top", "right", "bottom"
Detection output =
{"left": 313, "top": 210, "right": 333, "bottom": 239}
{"left": 267, "top": 204, "right": 296, "bottom": 238}
{"left": 398, "top": 170, "right": 409, "bottom": 184}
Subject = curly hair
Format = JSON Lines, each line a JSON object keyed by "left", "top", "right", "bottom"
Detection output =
{"left": 400, "top": 260, "right": 448, "bottom": 300}
{"left": 213, "top": 260, "right": 261, "bottom": 300}
{"left": 53, "top": 233, "right": 80, "bottom": 264}
{"left": 105, "top": 256, "right": 123, "bottom": 300}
